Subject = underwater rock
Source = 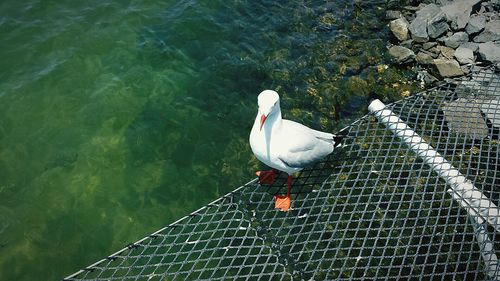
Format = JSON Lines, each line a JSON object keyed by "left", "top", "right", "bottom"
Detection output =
{"left": 431, "top": 59, "right": 464, "bottom": 77}
{"left": 388, "top": 45, "right": 416, "bottom": 64}
{"left": 443, "top": 98, "right": 488, "bottom": 139}
{"left": 478, "top": 42, "right": 500, "bottom": 63}
{"left": 454, "top": 46, "right": 474, "bottom": 64}
{"left": 386, "top": 0, "right": 403, "bottom": 10}
{"left": 389, "top": 18, "right": 410, "bottom": 41}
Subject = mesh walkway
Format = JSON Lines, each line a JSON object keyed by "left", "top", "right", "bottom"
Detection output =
{"left": 65, "top": 67, "right": 500, "bottom": 280}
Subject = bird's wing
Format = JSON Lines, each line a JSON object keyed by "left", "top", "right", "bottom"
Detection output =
{"left": 276, "top": 120, "right": 334, "bottom": 168}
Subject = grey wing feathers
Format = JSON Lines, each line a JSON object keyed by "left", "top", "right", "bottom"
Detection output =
{"left": 277, "top": 119, "right": 344, "bottom": 168}
{"left": 278, "top": 137, "right": 334, "bottom": 168}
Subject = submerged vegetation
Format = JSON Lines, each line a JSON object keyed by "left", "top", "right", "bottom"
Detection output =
{"left": 249, "top": 1, "right": 421, "bottom": 131}
{"left": 0, "top": 0, "right": 427, "bottom": 280}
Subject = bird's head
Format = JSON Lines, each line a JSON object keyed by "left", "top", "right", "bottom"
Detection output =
{"left": 257, "top": 90, "right": 280, "bottom": 131}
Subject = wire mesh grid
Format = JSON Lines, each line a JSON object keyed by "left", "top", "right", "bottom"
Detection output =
{"left": 65, "top": 66, "right": 500, "bottom": 281}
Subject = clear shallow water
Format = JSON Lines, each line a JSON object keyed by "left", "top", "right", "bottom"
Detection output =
{"left": 0, "top": 0, "right": 399, "bottom": 280}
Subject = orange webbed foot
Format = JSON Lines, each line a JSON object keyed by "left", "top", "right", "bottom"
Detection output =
{"left": 274, "top": 194, "right": 291, "bottom": 212}
{"left": 256, "top": 169, "right": 277, "bottom": 185}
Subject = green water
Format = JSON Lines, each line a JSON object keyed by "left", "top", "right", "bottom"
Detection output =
{"left": 0, "top": 0, "right": 417, "bottom": 280}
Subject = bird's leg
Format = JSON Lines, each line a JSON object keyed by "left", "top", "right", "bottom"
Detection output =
{"left": 256, "top": 169, "right": 277, "bottom": 185}
{"left": 274, "top": 175, "right": 292, "bottom": 212}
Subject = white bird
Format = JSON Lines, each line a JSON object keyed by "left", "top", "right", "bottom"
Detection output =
{"left": 249, "top": 90, "right": 343, "bottom": 211}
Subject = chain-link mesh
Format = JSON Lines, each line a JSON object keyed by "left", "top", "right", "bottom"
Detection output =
{"left": 65, "top": 67, "right": 500, "bottom": 281}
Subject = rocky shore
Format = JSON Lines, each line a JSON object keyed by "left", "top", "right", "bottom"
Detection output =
{"left": 386, "top": 0, "right": 499, "bottom": 84}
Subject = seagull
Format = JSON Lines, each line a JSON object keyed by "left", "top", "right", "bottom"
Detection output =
{"left": 249, "top": 90, "right": 343, "bottom": 211}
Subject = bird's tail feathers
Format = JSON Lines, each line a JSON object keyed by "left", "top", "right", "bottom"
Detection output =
{"left": 332, "top": 127, "right": 349, "bottom": 148}
{"left": 333, "top": 135, "right": 344, "bottom": 148}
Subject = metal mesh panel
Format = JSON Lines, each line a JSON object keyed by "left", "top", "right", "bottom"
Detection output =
{"left": 65, "top": 67, "right": 500, "bottom": 281}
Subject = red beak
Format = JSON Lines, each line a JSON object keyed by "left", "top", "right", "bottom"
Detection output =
{"left": 260, "top": 114, "right": 267, "bottom": 131}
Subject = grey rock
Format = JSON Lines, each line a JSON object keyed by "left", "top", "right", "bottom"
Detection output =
{"left": 415, "top": 3, "right": 441, "bottom": 18}
{"left": 386, "top": 10, "right": 403, "bottom": 20}
{"left": 417, "top": 51, "right": 435, "bottom": 65}
{"left": 405, "top": 14, "right": 416, "bottom": 23}
{"left": 473, "top": 20, "right": 500, "bottom": 43}
{"left": 427, "top": 11, "right": 449, "bottom": 39}
{"left": 389, "top": 18, "right": 410, "bottom": 41}
{"left": 461, "top": 64, "right": 471, "bottom": 74}
{"left": 409, "top": 4, "right": 443, "bottom": 42}
{"left": 443, "top": 98, "right": 488, "bottom": 139}
{"left": 455, "top": 82, "right": 477, "bottom": 99}
{"left": 409, "top": 18, "right": 429, "bottom": 42}
{"left": 420, "top": 71, "right": 439, "bottom": 84}
{"left": 442, "top": 32, "right": 469, "bottom": 49}
{"left": 425, "top": 46, "right": 441, "bottom": 58}
{"left": 458, "top": 69, "right": 500, "bottom": 111}
{"left": 483, "top": 2, "right": 496, "bottom": 12}
{"left": 388, "top": 45, "right": 416, "bottom": 64}
{"left": 454, "top": 47, "right": 474, "bottom": 64}
{"left": 460, "top": 41, "right": 479, "bottom": 53}
{"left": 481, "top": 99, "right": 500, "bottom": 127}
{"left": 437, "top": 0, "right": 454, "bottom": 5}
{"left": 441, "top": 0, "right": 482, "bottom": 30}
{"left": 400, "top": 39, "right": 414, "bottom": 49}
{"left": 437, "top": 45, "right": 455, "bottom": 59}
{"left": 478, "top": 42, "right": 500, "bottom": 63}
{"left": 460, "top": 68, "right": 500, "bottom": 99}
{"left": 431, "top": 59, "right": 464, "bottom": 77}
{"left": 427, "top": 75, "right": 440, "bottom": 84}
{"left": 423, "top": 41, "right": 438, "bottom": 50}
{"left": 465, "top": 15, "right": 486, "bottom": 35}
